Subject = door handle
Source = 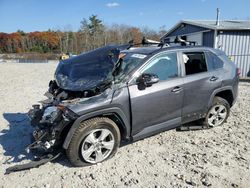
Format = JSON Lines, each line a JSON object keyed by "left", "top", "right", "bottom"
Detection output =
{"left": 171, "top": 86, "right": 182, "bottom": 93}
{"left": 210, "top": 76, "right": 219, "bottom": 82}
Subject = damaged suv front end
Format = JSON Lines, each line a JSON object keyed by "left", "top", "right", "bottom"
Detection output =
{"left": 28, "top": 101, "right": 78, "bottom": 153}
{"left": 27, "top": 45, "right": 126, "bottom": 156}
{"left": 6, "top": 43, "right": 145, "bottom": 173}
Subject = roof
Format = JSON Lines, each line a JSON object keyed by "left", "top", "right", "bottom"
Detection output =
{"left": 162, "top": 20, "right": 250, "bottom": 39}
{"left": 123, "top": 45, "right": 216, "bottom": 55}
{"left": 122, "top": 46, "right": 160, "bottom": 55}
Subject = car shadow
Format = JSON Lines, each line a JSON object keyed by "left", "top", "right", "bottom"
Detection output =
{"left": 0, "top": 113, "right": 34, "bottom": 163}
{"left": 1, "top": 112, "right": 73, "bottom": 168}
{"left": 0, "top": 113, "right": 208, "bottom": 170}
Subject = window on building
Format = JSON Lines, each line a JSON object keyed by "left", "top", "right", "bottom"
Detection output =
{"left": 183, "top": 52, "right": 208, "bottom": 75}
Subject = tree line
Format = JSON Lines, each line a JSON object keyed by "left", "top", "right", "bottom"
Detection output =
{"left": 0, "top": 15, "right": 167, "bottom": 54}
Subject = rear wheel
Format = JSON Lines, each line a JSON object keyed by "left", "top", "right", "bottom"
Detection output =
{"left": 204, "top": 97, "right": 230, "bottom": 127}
{"left": 66, "top": 117, "right": 121, "bottom": 167}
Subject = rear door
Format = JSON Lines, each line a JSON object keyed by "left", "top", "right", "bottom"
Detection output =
{"left": 181, "top": 50, "right": 222, "bottom": 123}
{"left": 128, "top": 52, "right": 184, "bottom": 137}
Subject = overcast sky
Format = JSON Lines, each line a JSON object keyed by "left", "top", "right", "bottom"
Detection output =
{"left": 0, "top": 0, "right": 249, "bottom": 33}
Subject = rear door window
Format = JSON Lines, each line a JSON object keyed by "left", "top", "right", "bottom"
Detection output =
{"left": 182, "top": 52, "right": 208, "bottom": 75}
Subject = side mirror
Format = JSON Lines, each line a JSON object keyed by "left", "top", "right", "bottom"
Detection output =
{"left": 136, "top": 73, "right": 159, "bottom": 90}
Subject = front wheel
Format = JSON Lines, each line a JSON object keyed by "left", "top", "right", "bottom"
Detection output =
{"left": 204, "top": 96, "right": 230, "bottom": 127}
{"left": 66, "top": 117, "right": 121, "bottom": 167}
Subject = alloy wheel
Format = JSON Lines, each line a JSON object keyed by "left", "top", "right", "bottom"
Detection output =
{"left": 81, "top": 129, "right": 115, "bottom": 163}
{"left": 207, "top": 104, "right": 228, "bottom": 127}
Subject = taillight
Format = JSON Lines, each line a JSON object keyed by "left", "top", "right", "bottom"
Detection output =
{"left": 236, "top": 68, "right": 241, "bottom": 76}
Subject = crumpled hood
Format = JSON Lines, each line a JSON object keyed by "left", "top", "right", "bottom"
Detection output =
{"left": 55, "top": 45, "right": 129, "bottom": 91}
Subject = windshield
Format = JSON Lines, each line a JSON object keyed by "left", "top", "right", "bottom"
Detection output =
{"left": 115, "top": 53, "right": 147, "bottom": 82}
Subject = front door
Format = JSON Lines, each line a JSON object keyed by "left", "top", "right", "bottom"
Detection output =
{"left": 128, "top": 52, "right": 184, "bottom": 138}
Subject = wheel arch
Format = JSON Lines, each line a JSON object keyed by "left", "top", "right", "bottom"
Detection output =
{"left": 208, "top": 87, "right": 235, "bottom": 108}
{"left": 63, "top": 107, "right": 130, "bottom": 149}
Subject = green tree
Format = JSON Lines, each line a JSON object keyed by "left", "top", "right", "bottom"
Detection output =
{"left": 88, "top": 15, "right": 104, "bottom": 36}
{"left": 80, "top": 15, "right": 105, "bottom": 49}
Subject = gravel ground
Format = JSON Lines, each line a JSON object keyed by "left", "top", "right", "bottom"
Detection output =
{"left": 0, "top": 62, "right": 249, "bottom": 188}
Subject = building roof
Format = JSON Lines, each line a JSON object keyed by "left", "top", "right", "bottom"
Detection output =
{"left": 183, "top": 20, "right": 250, "bottom": 30}
{"left": 162, "top": 20, "right": 250, "bottom": 39}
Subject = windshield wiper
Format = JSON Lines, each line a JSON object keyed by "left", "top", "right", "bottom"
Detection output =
{"left": 95, "top": 79, "right": 113, "bottom": 93}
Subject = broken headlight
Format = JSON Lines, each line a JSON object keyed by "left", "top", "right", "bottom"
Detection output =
{"left": 40, "top": 106, "right": 62, "bottom": 124}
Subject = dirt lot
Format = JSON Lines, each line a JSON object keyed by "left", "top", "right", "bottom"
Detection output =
{"left": 0, "top": 62, "right": 249, "bottom": 188}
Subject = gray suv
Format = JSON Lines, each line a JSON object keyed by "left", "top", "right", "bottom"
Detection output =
{"left": 28, "top": 43, "right": 239, "bottom": 167}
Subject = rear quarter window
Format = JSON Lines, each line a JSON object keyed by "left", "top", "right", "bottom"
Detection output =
{"left": 206, "top": 51, "right": 224, "bottom": 70}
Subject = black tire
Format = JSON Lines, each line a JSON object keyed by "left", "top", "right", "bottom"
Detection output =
{"left": 203, "top": 96, "right": 230, "bottom": 128}
{"left": 66, "top": 117, "right": 121, "bottom": 167}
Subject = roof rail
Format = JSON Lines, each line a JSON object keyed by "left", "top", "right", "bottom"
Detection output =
{"left": 173, "top": 36, "right": 197, "bottom": 46}
{"left": 127, "top": 37, "right": 161, "bottom": 49}
{"left": 159, "top": 36, "right": 197, "bottom": 47}
{"left": 127, "top": 36, "right": 197, "bottom": 50}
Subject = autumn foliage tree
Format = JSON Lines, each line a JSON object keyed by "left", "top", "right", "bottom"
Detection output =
{"left": 0, "top": 15, "right": 163, "bottom": 54}
{"left": 28, "top": 31, "right": 60, "bottom": 52}
{"left": 129, "top": 27, "right": 142, "bottom": 45}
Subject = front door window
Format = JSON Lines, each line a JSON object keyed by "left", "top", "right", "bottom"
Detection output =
{"left": 142, "top": 52, "right": 179, "bottom": 81}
